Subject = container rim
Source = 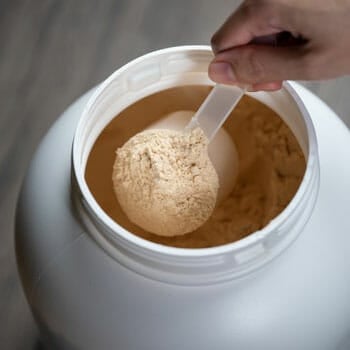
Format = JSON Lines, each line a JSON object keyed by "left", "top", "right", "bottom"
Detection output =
{"left": 72, "top": 45, "right": 319, "bottom": 260}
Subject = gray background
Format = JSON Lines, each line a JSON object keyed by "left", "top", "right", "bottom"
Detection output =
{"left": 1, "top": 1, "right": 349, "bottom": 349}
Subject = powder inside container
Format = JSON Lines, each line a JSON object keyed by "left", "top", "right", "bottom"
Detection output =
{"left": 112, "top": 128, "right": 219, "bottom": 236}
{"left": 85, "top": 86, "right": 306, "bottom": 248}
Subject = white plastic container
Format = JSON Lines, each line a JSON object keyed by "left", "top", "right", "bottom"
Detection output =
{"left": 16, "top": 46, "right": 350, "bottom": 350}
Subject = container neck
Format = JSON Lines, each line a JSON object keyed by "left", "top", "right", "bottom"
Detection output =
{"left": 72, "top": 46, "right": 320, "bottom": 285}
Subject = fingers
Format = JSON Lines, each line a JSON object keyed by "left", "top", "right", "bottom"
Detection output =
{"left": 208, "top": 60, "right": 282, "bottom": 91}
{"left": 208, "top": 45, "right": 311, "bottom": 86}
{"left": 211, "top": 2, "right": 283, "bottom": 54}
{"left": 249, "top": 81, "right": 283, "bottom": 91}
{"left": 210, "top": 1, "right": 316, "bottom": 90}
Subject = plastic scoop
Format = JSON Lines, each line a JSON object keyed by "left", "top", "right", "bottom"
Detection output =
{"left": 186, "top": 84, "right": 246, "bottom": 141}
{"left": 147, "top": 84, "right": 244, "bottom": 203}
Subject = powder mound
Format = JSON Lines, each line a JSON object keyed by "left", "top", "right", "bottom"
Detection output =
{"left": 112, "top": 128, "right": 219, "bottom": 236}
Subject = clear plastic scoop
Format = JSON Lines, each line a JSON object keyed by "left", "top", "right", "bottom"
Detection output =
{"left": 186, "top": 84, "right": 246, "bottom": 142}
{"left": 147, "top": 84, "right": 245, "bottom": 203}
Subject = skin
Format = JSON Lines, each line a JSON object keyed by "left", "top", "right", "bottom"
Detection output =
{"left": 209, "top": 0, "right": 350, "bottom": 91}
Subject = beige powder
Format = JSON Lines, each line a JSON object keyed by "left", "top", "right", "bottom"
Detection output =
{"left": 85, "top": 86, "right": 306, "bottom": 248}
{"left": 112, "top": 128, "right": 219, "bottom": 236}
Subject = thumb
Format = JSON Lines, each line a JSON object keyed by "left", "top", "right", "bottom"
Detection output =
{"left": 208, "top": 45, "right": 311, "bottom": 85}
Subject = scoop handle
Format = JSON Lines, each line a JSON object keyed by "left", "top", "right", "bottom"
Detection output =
{"left": 186, "top": 84, "right": 245, "bottom": 141}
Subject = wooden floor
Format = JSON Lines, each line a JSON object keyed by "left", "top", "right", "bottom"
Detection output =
{"left": 1, "top": 1, "right": 350, "bottom": 349}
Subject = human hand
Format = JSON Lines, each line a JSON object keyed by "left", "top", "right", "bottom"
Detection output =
{"left": 209, "top": 0, "right": 350, "bottom": 91}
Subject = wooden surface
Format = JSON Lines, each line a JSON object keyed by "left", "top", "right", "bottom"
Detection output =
{"left": 1, "top": 1, "right": 350, "bottom": 349}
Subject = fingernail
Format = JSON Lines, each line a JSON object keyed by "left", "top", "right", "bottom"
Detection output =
{"left": 209, "top": 62, "right": 237, "bottom": 84}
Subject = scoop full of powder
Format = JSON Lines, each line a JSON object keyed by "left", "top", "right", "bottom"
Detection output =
{"left": 112, "top": 128, "right": 219, "bottom": 236}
